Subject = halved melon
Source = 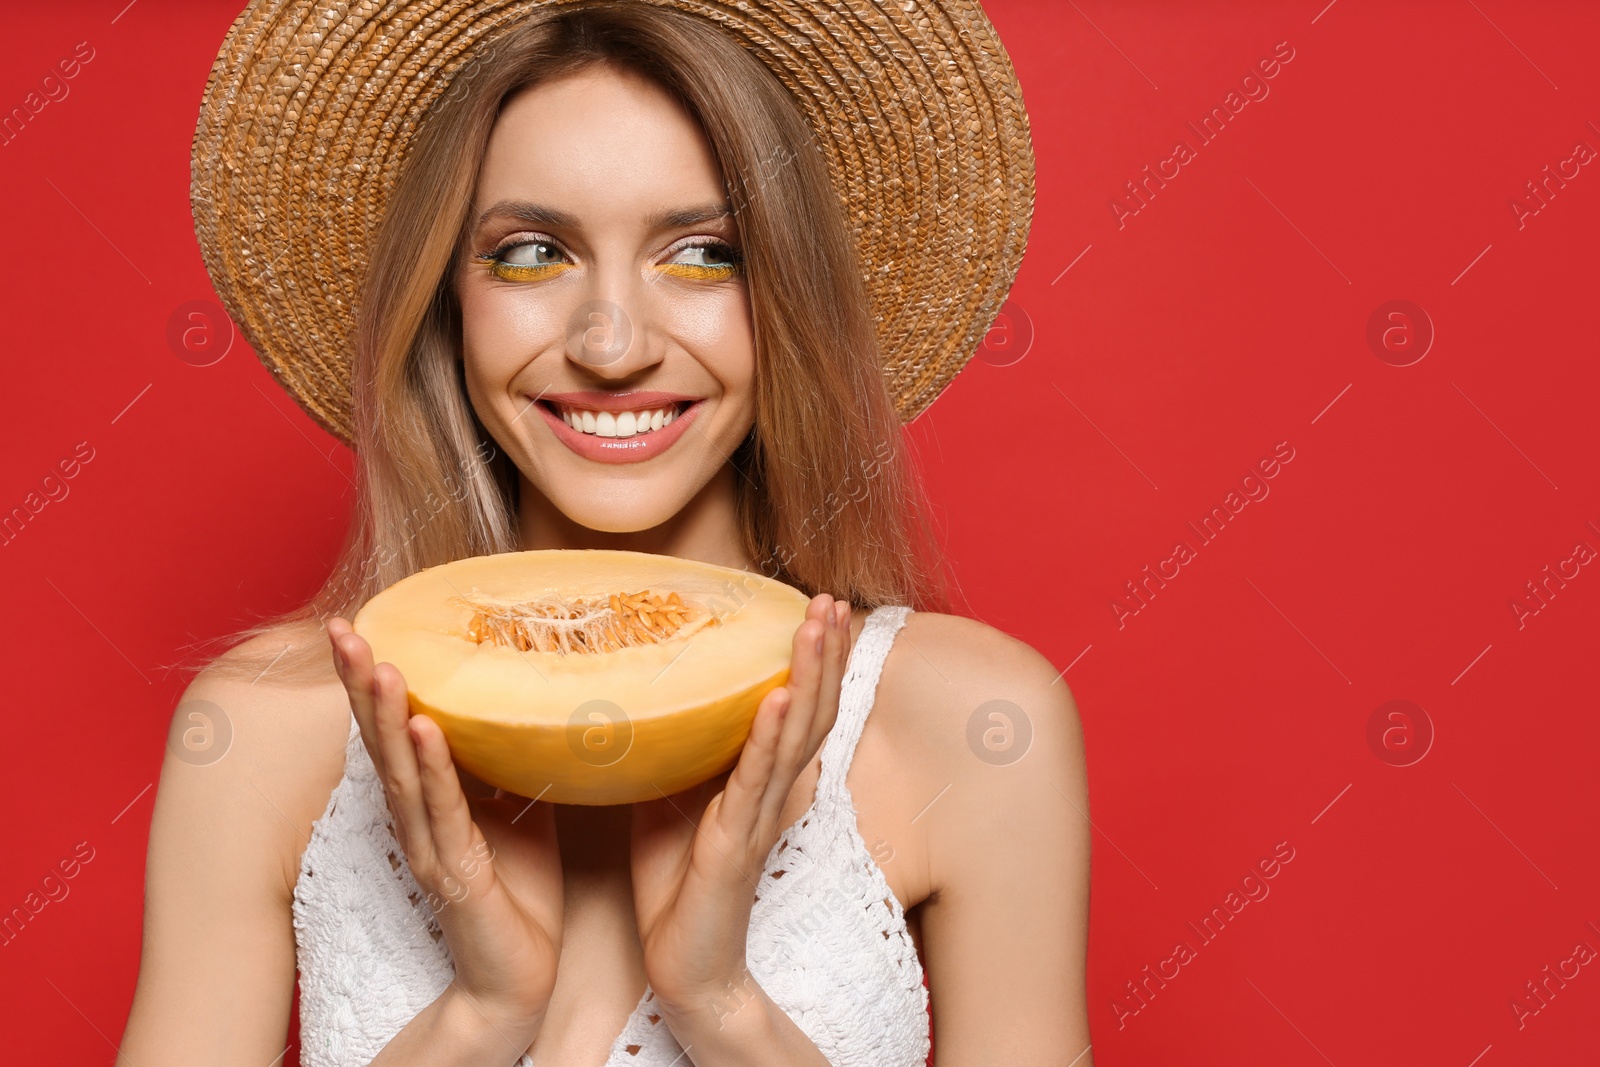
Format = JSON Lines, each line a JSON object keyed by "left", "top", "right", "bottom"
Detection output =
{"left": 352, "top": 549, "right": 812, "bottom": 805}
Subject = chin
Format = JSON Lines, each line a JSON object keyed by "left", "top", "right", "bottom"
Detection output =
{"left": 544, "top": 486, "right": 691, "bottom": 536}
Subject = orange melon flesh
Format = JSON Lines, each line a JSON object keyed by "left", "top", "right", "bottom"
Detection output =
{"left": 352, "top": 549, "right": 811, "bottom": 805}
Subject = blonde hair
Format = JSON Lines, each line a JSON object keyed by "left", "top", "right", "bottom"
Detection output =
{"left": 187, "top": 2, "right": 959, "bottom": 684}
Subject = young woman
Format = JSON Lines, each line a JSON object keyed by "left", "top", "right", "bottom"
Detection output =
{"left": 122, "top": 4, "right": 1090, "bottom": 1065}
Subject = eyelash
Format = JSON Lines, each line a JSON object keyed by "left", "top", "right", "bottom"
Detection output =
{"left": 475, "top": 236, "right": 744, "bottom": 283}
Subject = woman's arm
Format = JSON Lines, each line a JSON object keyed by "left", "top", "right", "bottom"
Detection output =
{"left": 910, "top": 617, "right": 1094, "bottom": 1067}
{"left": 117, "top": 651, "right": 540, "bottom": 1066}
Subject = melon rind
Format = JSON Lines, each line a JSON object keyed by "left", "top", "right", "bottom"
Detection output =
{"left": 415, "top": 670, "right": 789, "bottom": 806}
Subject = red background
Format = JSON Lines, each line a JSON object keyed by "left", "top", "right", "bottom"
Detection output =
{"left": 2, "top": 1, "right": 1597, "bottom": 1063}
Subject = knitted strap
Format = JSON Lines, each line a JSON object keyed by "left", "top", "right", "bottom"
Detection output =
{"left": 815, "top": 604, "right": 913, "bottom": 798}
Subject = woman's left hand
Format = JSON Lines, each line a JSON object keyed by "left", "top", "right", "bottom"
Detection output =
{"left": 630, "top": 592, "right": 853, "bottom": 1018}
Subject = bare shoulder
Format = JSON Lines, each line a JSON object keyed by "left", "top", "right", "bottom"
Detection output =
{"left": 165, "top": 619, "right": 355, "bottom": 898}
{"left": 877, "top": 610, "right": 1084, "bottom": 780}
{"left": 873, "top": 610, "right": 1094, "bottom": 1061}
{"left": 862, "top": 609, "right": 1088, "bottom": 891}
{"left": 123, "top": 620, "right": 354, "bottom": 1057}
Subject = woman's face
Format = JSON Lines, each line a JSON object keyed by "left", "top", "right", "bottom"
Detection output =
{"left": 455, "top": 64, "right": 755, "bottom": 535}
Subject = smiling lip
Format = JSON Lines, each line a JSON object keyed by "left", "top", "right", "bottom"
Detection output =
{"left": 532, "top": 392, "right": 705, "bottom": 465}
{"left": 536, "top": 390, "right": 701, "bottom": 412}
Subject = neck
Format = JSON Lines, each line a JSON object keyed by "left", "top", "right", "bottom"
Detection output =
{"left": 515, "top": 462, "right": 753, "bottom": 572}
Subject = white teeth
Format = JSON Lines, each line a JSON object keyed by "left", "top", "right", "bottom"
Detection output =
{"left": 557, "top": 404, "right": 681, "bottom": 438}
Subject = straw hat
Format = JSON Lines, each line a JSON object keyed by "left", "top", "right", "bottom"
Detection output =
{"left": 191, "top": 0, "right": 1036, "bottom": 444}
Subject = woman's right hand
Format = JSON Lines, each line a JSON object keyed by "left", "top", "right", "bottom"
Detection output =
{"left": 327, "top": 617, "right": 564, "bottom": 1045}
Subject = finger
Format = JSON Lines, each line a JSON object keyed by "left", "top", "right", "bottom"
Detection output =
{"left": 808, "top": 600, "right": 852, "bottom": 754}
{"left": 410, "top": 713, "right": 478, "bottom": 889}
{"left": 372, "top": 661, "right": 433, "bottom": 856}
{"left": 329, "top": 618, "right": 387, "bottom": 783}
{"left": 331, "top": 622, "right": 433, "bottom": 859}
{"left": 718, "top": 685, "right": 790, "bottom": 845}
{"left": 769, "top": 596, "right": 830, "bottom": 782}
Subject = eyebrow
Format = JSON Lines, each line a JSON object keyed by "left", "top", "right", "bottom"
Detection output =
{"left": 473, "top": 199, "right": 733, "bottom": 233}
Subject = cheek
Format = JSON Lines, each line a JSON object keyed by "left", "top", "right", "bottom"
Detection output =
{"left": 458, "top": 287, "right": 567, "bottom": 379}
{"left": 670, "top": 292, "right": 755, "bottom": 394}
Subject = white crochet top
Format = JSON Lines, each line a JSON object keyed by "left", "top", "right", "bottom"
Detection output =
{"left": 292, "top": 604, "right": 930, "bottom": 1066}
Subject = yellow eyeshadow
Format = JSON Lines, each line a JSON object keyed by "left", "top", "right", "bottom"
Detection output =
{"left": 483, "top": 260, "right": 571, "bottom": 282}
{"left": 656, "top": 262, "right": 739, "bottom": 280}
{"left": 475, "top": 254, "right": 738, "bottom": 283}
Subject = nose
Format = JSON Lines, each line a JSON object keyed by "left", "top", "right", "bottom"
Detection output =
{"left": 563, "top": 271, "right": 665, "bottom": 381}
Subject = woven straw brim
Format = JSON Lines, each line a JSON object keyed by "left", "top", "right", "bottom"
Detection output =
{"left": 191, "top": 0, "right": 1036, "bottom": 445}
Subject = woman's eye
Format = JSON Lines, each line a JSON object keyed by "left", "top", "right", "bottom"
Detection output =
{"left": 478, "top": 240, "right": 571, "bottom": 281}
{"left": 504, "top": 241, "right": 564, "bottom": 267}
{"left": 659, "top": 241, "right": 742, "bottom": 280}
{"left": 476, "top": 239, "right": 741, "bottom": 283}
